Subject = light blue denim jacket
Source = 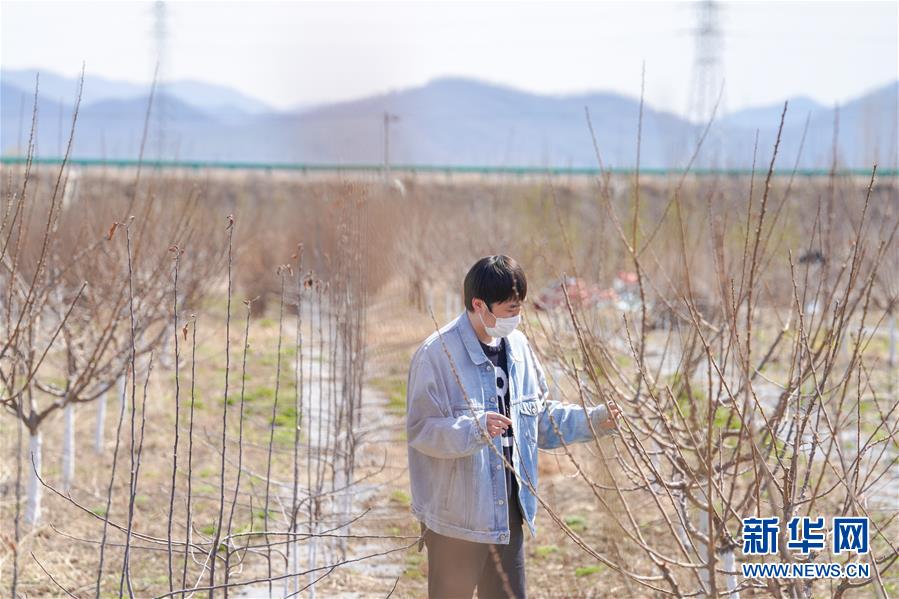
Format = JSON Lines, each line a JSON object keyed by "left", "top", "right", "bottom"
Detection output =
{"left": 406, "top": 311, "right": 613, "bottom": 545}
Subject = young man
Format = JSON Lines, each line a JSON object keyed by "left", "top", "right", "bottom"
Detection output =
{"left": 406, "top": 255, "right": 621, "bottom": 598}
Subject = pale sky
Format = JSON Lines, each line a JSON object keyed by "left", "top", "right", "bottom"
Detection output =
{"left": 1, "top": 0, "right": 896, "bottom": 116}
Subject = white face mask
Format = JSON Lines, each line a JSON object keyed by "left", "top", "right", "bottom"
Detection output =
{"left": 478, "top": 305, "right": 521, "bottom": 338}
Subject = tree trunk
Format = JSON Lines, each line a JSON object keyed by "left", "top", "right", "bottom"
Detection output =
{"left": 62, "top": 401, "right": 75, "bottom": 492}
{"left": 889, "top": 312, "right": 895, "bottom": 386}
{"left": 95, "top": 388, "right": 107, "bottom": 453}
{"left": 722, "top": 548, "right": 740, "bottom": 598}
{"left": 697, "top": 494, "right": 712, "bottom": 596}
{"left": 308, "top": 521, "right": 318, "bottom": 599}
{"left": 118, "top": 372, "right": 128, "bottom": 414}
{"left": 25, "top": 430, "right": 42, "bottom": 526}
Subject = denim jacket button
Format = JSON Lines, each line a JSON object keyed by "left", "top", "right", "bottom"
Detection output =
{"left": 497, "top": 499, "right": 504, "bottom": 505}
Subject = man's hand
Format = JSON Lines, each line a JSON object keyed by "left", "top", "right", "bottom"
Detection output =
{"left": 598, "top": 401, "right": 621, "bottom": 431}
{"left": 485, "top": 412, "right": 512, "bottom": 438}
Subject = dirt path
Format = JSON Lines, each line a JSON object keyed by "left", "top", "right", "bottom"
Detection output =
{"left": 235, "top": 281, "right": 427, "bottom": 598}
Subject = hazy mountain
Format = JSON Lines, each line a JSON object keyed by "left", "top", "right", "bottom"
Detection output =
{"left": 1, "top": 68, "right": 272, "bottom": 122}
{"left": 1, "top": 82, "right": 75, "bottom": 155}
{"left": 721, "top": 96, "right": 827, "bottom": 131}
{"left": 2, "top": 69, "right": 896, "bottom": 169}
{"left": 234, "top": 77, "right": 690, "bottom": 167}
{"left": 723, "top": 80, "right": 898, "bottom": 171}
{"left": 2, "top": 81, "right": 223, "bottom": 158}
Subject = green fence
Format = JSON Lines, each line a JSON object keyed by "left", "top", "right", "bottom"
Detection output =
{"left": 0, "top": 156, "right": 894, "bottom": 177}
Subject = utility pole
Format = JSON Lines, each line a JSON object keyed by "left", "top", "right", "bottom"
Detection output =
{"left": 153, "top": 0, "right": 169, "bottom": 160}
{"left": 383, "top": 112, "right": 399, "bottom": 182}
{"left": 686, "top": 0, "right": 726, "bottom": 168}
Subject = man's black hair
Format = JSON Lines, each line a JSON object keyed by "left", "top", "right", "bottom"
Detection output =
{"left": 463, "top": 255, "right": 528, "bottom": 312}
